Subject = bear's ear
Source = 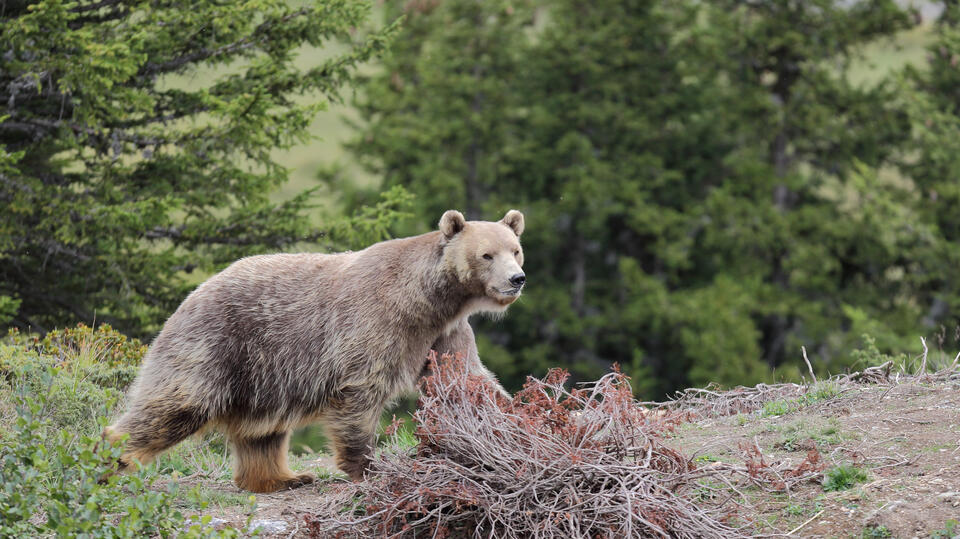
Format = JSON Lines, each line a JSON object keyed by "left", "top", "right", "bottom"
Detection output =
{"left": 499, "top": 209, "right": 524, "bottom": 237}
{"left": 439, "top": 210, "right": 466, "bottom": 239}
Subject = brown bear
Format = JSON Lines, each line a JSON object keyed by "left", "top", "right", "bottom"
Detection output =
{"left": 105, "top": 209, "right": 525, "bottom": 493}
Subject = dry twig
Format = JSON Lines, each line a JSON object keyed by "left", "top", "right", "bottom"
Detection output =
{"left": 801, "top": 346, "right": 817, "bottom": 383}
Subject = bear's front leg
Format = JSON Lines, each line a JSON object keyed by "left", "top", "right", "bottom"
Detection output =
{"left": 322, "top": 403, "right": 380, "bottom": 481}
{"left": 432, "top": 319, "right": 510, "bottom": 398}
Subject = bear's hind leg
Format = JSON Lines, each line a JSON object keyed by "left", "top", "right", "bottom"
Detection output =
{"left": 230, "top": 431, "right": 314, "bottom": 493}
{"left": 105, "top": 404, "right": 208, "bottom": 471}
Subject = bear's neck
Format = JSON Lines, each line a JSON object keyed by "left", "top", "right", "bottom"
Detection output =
{"left": 390, "top": 233, "right": 481, "bottom": 332}
{"left": 423, "top": 269, "right": 477, "bottom": 325}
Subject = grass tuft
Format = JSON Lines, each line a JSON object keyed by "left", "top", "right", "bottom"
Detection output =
{"left": 822, "top": 464, "right": 868, "bottom": 492}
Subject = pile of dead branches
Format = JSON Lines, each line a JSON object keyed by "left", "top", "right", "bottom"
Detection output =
{"left": 305, "top": 353, "right": 742, "bottom": 538}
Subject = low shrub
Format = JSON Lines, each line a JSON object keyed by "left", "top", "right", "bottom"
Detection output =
{"left": 4, "top": 324, "right": 145, "bottom": 388}
{"left": 0, "top": 391, "right": 243, "bottom": 538}
{"left": 306, "top": 353, "right": 740, "bottom": 538}
{"left": 1, "top": 324, "right": 145, "bottom": 433}
{"left": 0, "top": 325, "right": 245, "bottom": 537}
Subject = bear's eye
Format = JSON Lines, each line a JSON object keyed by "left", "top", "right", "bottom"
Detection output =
{"left": 482, "top": 253, "right": 493, "bottom": 261}
{"left": 513, "top": 250, "right": 519, "bottom": 256}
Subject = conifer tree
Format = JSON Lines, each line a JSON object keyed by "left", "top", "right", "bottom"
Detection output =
{"left": 1, "top": 0, "right": 400, "bottom": 333}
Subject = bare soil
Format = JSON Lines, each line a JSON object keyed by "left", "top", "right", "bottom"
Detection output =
{"left": 671, "top": 380, "right": 960, "bottom": 537}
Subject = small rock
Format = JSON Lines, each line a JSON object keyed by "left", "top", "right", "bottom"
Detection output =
{"left": 250, "top": 519, "right": 288, "bottom": 534}
{"left": 184, "top": 516, "right": 228, "bottom": 533}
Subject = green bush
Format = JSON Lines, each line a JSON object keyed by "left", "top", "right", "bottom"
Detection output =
{"left": 760, "top": 381, "right": 843, "bottom": 417}
{"left": 1, "top": 324, "right": 146, "bottom": 432}
{"left": 0, "top": 326, "right": 251, "bottom": 536}
{"left": 850, "top": 334, "right": 909, "bottom": 372}
{"left": 0, "top": 349, "right": 122, "bottom": 433}
{"left": 32, "top": 323, "right": 147, "bottom": 369}
{"left": 0, "top": 391, "right": 243, "bottom": 538}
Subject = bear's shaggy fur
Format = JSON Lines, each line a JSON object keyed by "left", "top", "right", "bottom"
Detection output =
{"left": 106, "top": 210, "right": 525, "bottom": 493}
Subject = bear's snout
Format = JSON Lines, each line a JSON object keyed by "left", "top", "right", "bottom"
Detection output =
{"left": 509, "top": 273, "right": 526, "bottom": 288}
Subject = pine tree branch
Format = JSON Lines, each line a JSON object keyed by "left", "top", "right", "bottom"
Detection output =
{"left": 4, "top": 116, "right": 167, "bottom": 147}
{"left": 136, "top": 7, "right": 312, "bottom": 77}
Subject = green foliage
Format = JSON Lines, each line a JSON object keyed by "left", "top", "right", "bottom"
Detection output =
{"left": 1, "top": 323, "right": 151, "bottom": 432}
{"left": 334, "top": 0, "right": 941, "bottom": 397}
{"left": 0, "top": 391, "right": 243, "bottom": 537}
{"left": 761, "top": 400, "right": 794, "bottom": 418}
{"left": 861, "top": 525, "right": 892, "bottom": 539}
{"left": 931, "top": 519, "right": 959, "bottom": 539}
{"left": 850, "top": 333, "right": 910, "bottom": 370}
{"left": 0, "top": 0, "right": 398, "bottom": 336}
{"left": 0, "top": 323, "right": 152, "bottom": 432}
{"left": 760, "top": 381, "right": 842, "bottom": 417}
{"left": 806, "top": 381, "right": 843, "bottom": 402}
{"left": 322, "top": 186, "right": 414, "bottom": 251}
{"left": 899, "top": 4, "right": 960, "bottom": 352}
{"left": 777, "top": 418, "right": 849, "bottom": 451}
{"left": 391, "top": 424, "right": 418, "bottom": 451}
{"left": 822, "top": 464, "right": 868, "bottom": 492}
{"left": 0, "top": 297, "right": 18, "bottom": 327}
{"left": 37, "top": 323, "right": 146, "bottom": 368}
{"left": 0, "top": 331, "right": 251, "bottom": 536}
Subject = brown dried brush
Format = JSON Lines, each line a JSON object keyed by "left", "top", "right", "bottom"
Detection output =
{"left": 305, "top": 352, "right": 743, "bottom": 538}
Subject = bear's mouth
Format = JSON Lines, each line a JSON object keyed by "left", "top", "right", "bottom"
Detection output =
{"left": 491, "top": 285, "right": 523, "bottom": 300}
{"left": 501, "top": 286, "right": 523, "bottom": 296}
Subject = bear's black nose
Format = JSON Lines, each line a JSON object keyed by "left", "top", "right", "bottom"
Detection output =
{"left": 510, "top": 273, "right": 526, "bottom": 287}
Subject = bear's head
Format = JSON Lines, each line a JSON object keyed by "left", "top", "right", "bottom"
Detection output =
{"left": 439, "top": 209, "right": 525, "bottom": 312}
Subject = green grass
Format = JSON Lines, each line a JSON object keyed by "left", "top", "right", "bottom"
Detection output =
{"left": 153, "top": 435, "right": 233, "bottom": 481}
{"left": 290, "top": 396, "right": 418, "bottom": 456}
{"left": 822, "top": 464, "right": 869, "bottom": 492}
{"left": 693, "top": 453, "right": 722, "bottom": 464}
{"left": 775, "top": 418, "right": 852, "bottom": 451}
{"left": 180, "top": 488, "right": 253, "bottom": 512}
{"left": 761, "top": 381, "right": 843, "bottom": 417}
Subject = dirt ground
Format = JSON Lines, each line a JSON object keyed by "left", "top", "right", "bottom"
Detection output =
{"left": 671, "top": 380, "right": 960, "bottom": 538}
{"left": 171, "top": 455, "right": 343, "bottom": 537}
{"left": 179, "top": 379, "right": 960, "bottom": 538}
